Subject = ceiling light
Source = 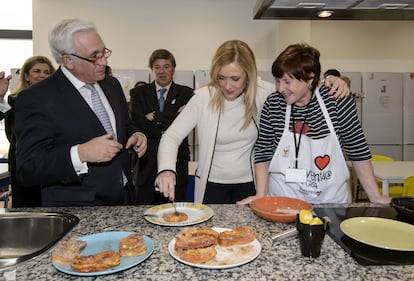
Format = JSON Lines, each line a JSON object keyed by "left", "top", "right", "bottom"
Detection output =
{"left": 317, "top": 10, "right": 334, "bottom": 18}
{"left": 297, "top": 3, "right": 326, "bottom": 9}
{"left": 378, "top": 3, "right": 408, "bottom": 10}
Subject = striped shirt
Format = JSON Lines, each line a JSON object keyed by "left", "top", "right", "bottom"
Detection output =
{"left": 254, "top": 85, "right": 371, "bottom": 163}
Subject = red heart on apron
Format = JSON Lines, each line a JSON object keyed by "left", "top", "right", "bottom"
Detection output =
{"left": 315, "top": 155, "right": 330, "bottom": 170}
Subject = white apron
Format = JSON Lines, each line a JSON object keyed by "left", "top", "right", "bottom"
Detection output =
{"left": 267, "top": 89, "right": 351, "bottom": 204}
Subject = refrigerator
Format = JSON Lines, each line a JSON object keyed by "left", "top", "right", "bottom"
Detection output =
{"left": 112, "top": 69, "right": 150, "bottom": 102}
{"left": 194, "top": 70, "right": 210, "bottom": 90}
{"left": 342, "top": 72, "right": 362, "bottom": 122}
{"left": 403, "top": 73, "right": 414, "bottom": 160}
{"left": 361, "top": 72, "right": 404, "bottom": 160}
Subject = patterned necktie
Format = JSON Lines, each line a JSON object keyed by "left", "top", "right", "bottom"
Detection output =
{"left": 84, "top": 84, "right": 124, "bottom": 186}
{"left": 159, "top": 88, "right": 167, "bottom": 112}
{"left": 84, "top": 83, "right": 114, "bottom": 134}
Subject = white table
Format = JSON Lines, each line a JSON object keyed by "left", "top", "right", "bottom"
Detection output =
{"left": 371, "top": 161, "right": 414, "bottom": 196}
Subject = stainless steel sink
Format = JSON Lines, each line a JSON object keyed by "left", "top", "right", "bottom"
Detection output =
{"left": 0, "top": 211, "right": 79, "bottom": 270}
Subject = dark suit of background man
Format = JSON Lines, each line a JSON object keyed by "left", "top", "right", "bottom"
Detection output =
{"left": 129, "top": 49, "right": 193, "bottom": 204}
{"left": 14, "top": 19, "right": 147, "bottom": 207}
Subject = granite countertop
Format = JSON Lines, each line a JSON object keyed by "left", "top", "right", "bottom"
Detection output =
{"left": 1, "top": 203, "right": 413, "bottom": 281}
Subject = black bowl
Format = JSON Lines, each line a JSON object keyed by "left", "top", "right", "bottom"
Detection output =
{"left": 391, "top": 197, "right": 414, "bottom": 222}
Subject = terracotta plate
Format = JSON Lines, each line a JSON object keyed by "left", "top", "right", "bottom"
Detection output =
{"left": 250, "top": 196, "right": 312, "bottom": 223}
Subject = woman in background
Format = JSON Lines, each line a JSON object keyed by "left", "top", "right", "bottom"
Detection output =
{"left": 5, "top": 56, "right": 55, "bottom": 207}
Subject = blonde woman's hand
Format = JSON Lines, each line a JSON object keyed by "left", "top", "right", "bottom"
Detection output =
{"left": 155, "top": 171, "right": 176, "bottom": 201}
{"left": 324, "top": 75, "right": 350, "bottom": 99}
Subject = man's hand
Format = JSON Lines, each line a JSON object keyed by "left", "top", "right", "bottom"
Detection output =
{"left": 0, "top": 71, "right": 12, "bottom": 101}
{"left": 78, "top": 133, "right": 122, "bottom": 163}
{"left": 178, "top": 105, "right": 186, "bottom": 113}
{"left": 145, "top": 111, "right": 155, "bottom": 121}
{"left": 126, "top": 133, "right": 147, "bottom": 158}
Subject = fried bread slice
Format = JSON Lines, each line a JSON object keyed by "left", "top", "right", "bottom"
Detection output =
{"left": 51, "top": 239, "right": 87, "bottom": 264}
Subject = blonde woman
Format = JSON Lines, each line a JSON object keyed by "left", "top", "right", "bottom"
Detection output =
{"left": 155, "top": 40, "right": 349, "bottom": 204}
{"left": 6, "top": 56, "right": 55, "bottom": 207}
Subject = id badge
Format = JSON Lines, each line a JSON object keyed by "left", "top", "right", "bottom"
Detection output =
{"left": 285, "top": 168, "right": 307, "bottom": 183}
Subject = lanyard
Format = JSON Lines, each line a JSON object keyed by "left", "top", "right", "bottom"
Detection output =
{"left": 292, "top": 106, "right": 309, "bottom": 169}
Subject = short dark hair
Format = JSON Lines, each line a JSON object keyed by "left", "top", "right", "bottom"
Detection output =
{"left": 148, "top": 49, "right": 176, "bottom": 69}
{"left": 323, "top": 69, "right": 341, "bottom": 78}
{"left": 272, "top": 43, "right": 321, "bottom": 93}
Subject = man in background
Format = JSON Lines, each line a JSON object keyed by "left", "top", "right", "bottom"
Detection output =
{"left": 15, "top": 19, "right": 147, "bottom": 206}
{"left": 129, "top": 49, "right": 193, "bottom": 204}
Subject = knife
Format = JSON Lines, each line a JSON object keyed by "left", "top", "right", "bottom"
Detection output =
{"left": 271, "top": 228, "right": 298, "bottom": 242}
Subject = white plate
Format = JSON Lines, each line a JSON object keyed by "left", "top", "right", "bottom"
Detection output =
{"left": 144, "top": 202, "right": 214, "bottom": 226}
{"left": 52, "top": 231, "right": 154, "bottom": 276}
{"left": 340, "top": 217, "right": 414, "bottom": 251}
{"left": 168, "top": 227, "right": 261, "bottom": 269}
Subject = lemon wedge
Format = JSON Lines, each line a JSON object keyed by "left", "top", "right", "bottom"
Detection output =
{"left": 309, "top": 217, "right": 324, "bottom": 225}
{"left": 299, "top": 210, "right": 313, "bottom": 224}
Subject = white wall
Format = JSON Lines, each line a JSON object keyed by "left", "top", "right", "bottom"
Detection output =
{"left": 33, "top": 0, "right": 278, "bottom": 71}
{"left": 310, "top": 21, "right": 414, "bottom": 72}
{"left": 33, "top": 0, "right": 414, "bottom": 73}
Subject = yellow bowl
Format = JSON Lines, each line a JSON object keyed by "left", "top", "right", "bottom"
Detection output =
{"left": 250, "top": 196, "right": 312, "bottom": 223}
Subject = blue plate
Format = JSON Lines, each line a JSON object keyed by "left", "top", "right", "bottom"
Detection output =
{"left": 52, "top": 231, "right": 154, "bottom": 276}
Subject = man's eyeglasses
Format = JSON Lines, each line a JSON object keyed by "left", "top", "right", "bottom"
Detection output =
{"left": 68, "top": 48, "right": 112, "bottom": 64}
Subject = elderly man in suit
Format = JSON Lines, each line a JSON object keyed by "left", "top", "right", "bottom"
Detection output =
{"left": 14, "top": 19, "right": 147, "bottom": 207}
{"left": 129, "top": 49, "right": 193, "bottom": 204}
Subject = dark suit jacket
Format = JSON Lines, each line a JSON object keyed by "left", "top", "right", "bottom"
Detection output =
{"left": 14, "top": 68, "right": 140, "bottom": 207}
{"left": 5, "top": 95, "right": 16, "bottom": 177}
{"left": 129, "top": 81, "right": 193, "bottom": 203}
{"left": 6, "top": 95, "right": 41, "bottom": 207}
{"left": 0, "top": 110, "right": 8, "bottom": 120}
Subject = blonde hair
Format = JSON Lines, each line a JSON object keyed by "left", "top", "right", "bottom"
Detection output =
{"left": 11, "top": 56, "right": 55, "bottom": 96}
{"left": 208, "top": 40, "right": 258, "bottom": 130}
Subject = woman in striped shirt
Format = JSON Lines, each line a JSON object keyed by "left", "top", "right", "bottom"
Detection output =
{"left": 242, "top": 44, "right": 390, "bottom": 204}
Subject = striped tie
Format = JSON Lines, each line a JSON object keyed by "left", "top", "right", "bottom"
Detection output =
{"left": 159, "top": 88, "right": 167, "bottom": 112}
{"left": 84, "top": 83, "right": 114, "bottom": 134}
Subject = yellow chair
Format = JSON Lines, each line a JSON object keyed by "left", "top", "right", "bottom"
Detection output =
{"left": 403, "top": 176, "right": 414, "bottom": 196}
{"left": 371, "top": 154, "right": 394, "bottom": 162}
{"left": 372, "top": 154, "right": 403, "bottom": 197}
